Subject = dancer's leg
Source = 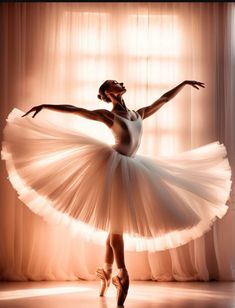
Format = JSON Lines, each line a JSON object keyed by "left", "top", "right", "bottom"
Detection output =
{"left": 104, "top": 233, "right": 114, "bottom": 265}
{"left": 96, "top": 234, "right": 113, "bottom": 296}
{"left": 110, "top": 233, "right": 129, "bottom": 306}
{"left": 103, "top": 233, "right": 113, "bottom": 278}
{"left": 109, "top": 233, "right": 126, "bottom": 269}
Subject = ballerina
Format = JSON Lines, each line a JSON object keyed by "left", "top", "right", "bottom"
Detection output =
{"left": 2, "top": 80, "right": 232, "bottom": 307}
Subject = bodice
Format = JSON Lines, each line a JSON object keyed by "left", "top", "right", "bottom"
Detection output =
{"left": 111, "top": 111, "right": 143, "bottom": 157}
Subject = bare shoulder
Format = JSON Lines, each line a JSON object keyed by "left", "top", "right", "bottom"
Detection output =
{"left": 135, "top": 108, "right": 145, "bottom": 119}
{"left": 92, "top": 109, "right": 114, "bottom": 127}
{"left": 93, "top": 109, "right": 114, "bottom": 120}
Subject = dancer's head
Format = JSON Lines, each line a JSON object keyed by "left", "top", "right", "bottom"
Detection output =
{"left": 97, "top": 80, "right": 126, "bottom": 103}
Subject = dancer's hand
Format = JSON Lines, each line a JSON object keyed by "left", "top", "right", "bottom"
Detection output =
{"left": 185, "top": 80, "right": 205, "bottom": 89}
{"left": 22, "top": 105, "right": 43, "bottom": 118}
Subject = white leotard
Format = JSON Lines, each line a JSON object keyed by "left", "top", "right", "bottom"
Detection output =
{"left": 111, "top": 111, "right": 143, "bottom": 157}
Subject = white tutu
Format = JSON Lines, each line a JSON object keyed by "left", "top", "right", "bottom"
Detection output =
{"left": 1, "top": 108, "right": 232, "bottom": 252}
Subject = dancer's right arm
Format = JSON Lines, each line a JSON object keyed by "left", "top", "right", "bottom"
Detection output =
{"left": 22, "top": 104, "right": 114, "bottom": 127}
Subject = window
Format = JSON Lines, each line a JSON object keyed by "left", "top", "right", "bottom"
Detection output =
{"left": 55, "top": 9, "right": 183, "bottom": 154}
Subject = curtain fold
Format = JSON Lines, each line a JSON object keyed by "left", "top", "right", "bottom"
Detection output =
{"left": 0, "top": 2, "right": 234, "bottom": 281}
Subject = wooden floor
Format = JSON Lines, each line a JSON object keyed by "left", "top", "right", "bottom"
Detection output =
{"left": 0, "top": 280, "right": 235, "bottom": 308}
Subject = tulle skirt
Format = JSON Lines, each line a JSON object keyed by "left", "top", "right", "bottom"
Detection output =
{"left": 1, "top": 108, "right": 232, "bottom": 252}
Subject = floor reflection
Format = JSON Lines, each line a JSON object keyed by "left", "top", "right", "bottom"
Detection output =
{"left": 0, "top": 281, "right": 234, "bottom": 308}
{"left": 0, "top": 286, "right": 91, "bottom": 300}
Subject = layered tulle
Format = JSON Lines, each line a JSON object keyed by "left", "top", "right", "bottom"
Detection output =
{"left": 1, "top": 108, "right": 232, "bottom": 252}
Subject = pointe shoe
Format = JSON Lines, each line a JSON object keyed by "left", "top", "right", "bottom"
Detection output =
{"left": 96, "top": 268, "right": 111, "bottom": 297}
{"left": 112, "top": 274, "right": 129, "bottom": 306}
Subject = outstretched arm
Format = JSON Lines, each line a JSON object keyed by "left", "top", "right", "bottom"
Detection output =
{"left": 137, "top": 80, "right": 205, "bottom": 119}
{"left": 22, "top": 104, "right": 114, "bottom": 127}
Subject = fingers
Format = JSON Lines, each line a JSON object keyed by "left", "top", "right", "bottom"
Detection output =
{"left": 21, "top": 111, "right": 31, "bottom": 117}
{"left": 196, "top": 82, "right": 205, "bottom": 88}
{"left": 32, "top": 111, "right": 38, "bottom": 118}
{"left": 190, "top": 81, "right": 205, "bottom": 89}
{"left": 21, "top": 106, "right": 40, "bottom": 118}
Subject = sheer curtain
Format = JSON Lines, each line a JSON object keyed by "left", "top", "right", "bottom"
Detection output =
{"left": 0, "top": 2, "right": 234, "bottom": 281}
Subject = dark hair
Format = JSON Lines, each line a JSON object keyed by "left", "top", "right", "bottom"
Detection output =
{"left": 97, "top": 80, "right": 112, "bottom": 103}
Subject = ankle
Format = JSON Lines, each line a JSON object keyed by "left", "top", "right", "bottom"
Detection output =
{"left": 118, "top": 267, "right": 129, "bottom": 279}
{"left": 104, "top": 263, "right": 113, "bottom": 275}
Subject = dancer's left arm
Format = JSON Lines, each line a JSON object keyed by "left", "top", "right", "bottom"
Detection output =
{"left": 137, "top": 80, "right": 205, "bottom": 120}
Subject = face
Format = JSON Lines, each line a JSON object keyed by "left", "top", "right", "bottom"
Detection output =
{"left": 105, "top": 80, "right": 126, "bottom": 96}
